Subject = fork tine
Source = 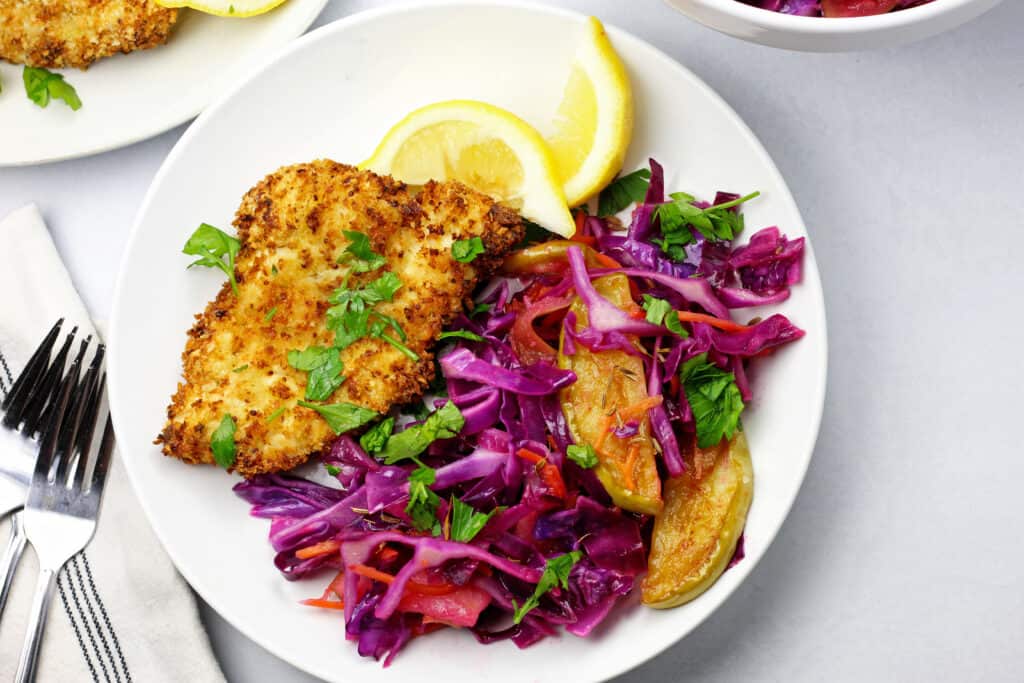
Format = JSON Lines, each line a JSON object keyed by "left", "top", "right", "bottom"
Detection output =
{"left": 69, "top": 353, "right": 106, "bottom": 491}
{"left": 20, "top": 326, "right": 78, "bottom": 437}
{"left": 87, "top": 413, "right": 115, "bottom": 497}
{"left": 31, "top": 348, "right": 79, "bottom": 481}
{"left": 1, "top": 319, "right": 63, "bottom": 427}
{"left": 55, "top": 339, "right": 98, "bottom": 485}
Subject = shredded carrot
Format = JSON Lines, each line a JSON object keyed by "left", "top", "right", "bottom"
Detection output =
{"left": 301, "top": 598, "right": 345, "bottom": 611}
{"left": 676, "top": 311, "right": 750, "bottom": 333}
{"left": 594, "top": 253, "right": 622, "bottom": 269}
{"left": 378, "top": 547, "right": 400, "bottom": 564}
{"left": 618, "top": 396, "right": 664, "bottom": 422}
{"left": 294, "top": 539, "right": 341, "bottom": 560}
{"left": 594, "top": 414, "right": 615, "bottom": 452}
{"left": 348, "top": 564, "right": 395, "bottom": 585}
{"left": 515, "top": 448, "right": 544, "bottom": 465}
{"left": 620, "top": 444, "right": 640, "bottom": 491}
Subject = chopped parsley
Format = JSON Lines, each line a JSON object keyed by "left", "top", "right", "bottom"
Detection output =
{"left": 297, "top": 400, "right": 377, "bottom": 434}
{"left": 654, "top": 191, "right": 760, "bottom": 260}
{"left": 379, "top": 401, "right": 464, "bottom": 465}
{"left": 264, "top": 306, "right": 278, "bottom": 322}
{"left": 210, "top": 414, "right": 237, "bottom": 469}
{"left": 438, "top": 330, "right": 484, "bottom": 343}
{"left": 23, "top": 67, "right": 81, "bottom": 111}
{"left": 264, "top": 405, "right": 287, "bottom": 423}
{"left": 512, "top": 551, "right": 581, "bottom": 624}
{"left": 597, "top": 168, "right": 651, "bottom": 217}
{"left": 470, "top": 302, "right": 492, "bottom": 317}
{"left": 231, "top": 364, "right": 249, "bottom": 373}
{"left": 325, "top": 464, "right": 342, "bottom": 476}
{"left": 449, "top": 497, "right": 495, "bottom": 542}
{"left": 359, "top": 416, "right": 394, "bottom": 454}
{"left": 182, "top": 223, "right": 241, "bottom": 295}
{"left": 452, "top": 237, "right": 485, "bottom": 263}
{"left": 641, "top": 295, "right": 688, "bottom": 338}
{"left": 406, "top": 465, "right": 441, "bottom": 532}
{"left": 339, "top": 230, "right": 386, "bottom": 273}
{"left": 679, "top": 353, "right": 744, "bottom": 448}
{"left": 325, "top": 271, "right": 418, "bottom": 360}
{"left": 566, "top": 443, "right": 599, "bottom": 469}
{"left": 288, "top": 346, "right": 345, "bottom": 402}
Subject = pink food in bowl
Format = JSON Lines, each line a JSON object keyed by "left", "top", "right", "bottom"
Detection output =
{"left": 738, "top": 0, "right": 935, "bottom": 16}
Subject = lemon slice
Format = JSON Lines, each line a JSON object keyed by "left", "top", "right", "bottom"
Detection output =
{"left": 548, "top": 17, "right": 634, "bottom": 207}
{"left": 155, "top": 0, "right": 287, "bottom": 17}
{"left": 362, "top": 100, "right": 575, "bottom": 237}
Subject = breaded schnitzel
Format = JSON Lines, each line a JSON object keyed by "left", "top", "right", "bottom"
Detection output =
{"left": 157, "top": 161, "right": 524, "bottom": 477}
{"left": 0, "top": 0, "right": 177, "bottom": 69}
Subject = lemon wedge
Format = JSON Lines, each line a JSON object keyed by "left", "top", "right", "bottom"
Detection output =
{"left": 155, "top": 0, "right": 287, "bottom": 18}
{"left": 362, "top": 100, "right": 575, "bottom": 237}
{"left": 548, "top": 17, "right": 634, "bottom": 207}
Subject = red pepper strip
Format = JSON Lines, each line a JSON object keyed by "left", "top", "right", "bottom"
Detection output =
{"left": 348, "top": 564, "right": 457, "bottom": 596}
{"left": 515, "top": 448, "right": 567, "bottom": 499}
{"left": 510, "top": 295, "right": 574, "bottom": 365}
{"left": 676, "top": 310, "right": 750, "bottom": 333}
{"left": 301, "top": 598, "right": 345, "bottom": 611}
{"left": 294, "top": 539, "right": 341, "bottom": 560}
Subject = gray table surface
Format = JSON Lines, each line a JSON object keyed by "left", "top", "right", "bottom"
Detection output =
{"left": 3, "top": 0, "right": 1023, "bottom": 680}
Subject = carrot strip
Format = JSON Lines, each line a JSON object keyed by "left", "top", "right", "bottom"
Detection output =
{"left": 515, "top": 448, "right": 544, "bottom": 465}
{"left": 294, "top": 539, "right": 341, "bottom": 560}
{"left": 594, "top": 253, "right": 622, "bottom": 269}
{"left": 620, "top": 444, "right": 640, "bottom": 491}
{"left": 594, "top": 414, "right": 615, "bottom": 452}
{"left": 301, "top": 598, "right": 345, "bottom": 611}
{"left": 676, "top": 311, "right": 750, "bottom": 333}
{"left": 618, "top": 396, "right": 664, "bottom": 422}
{"left": 348, "top": 564, "right": 395, "bottom": 585}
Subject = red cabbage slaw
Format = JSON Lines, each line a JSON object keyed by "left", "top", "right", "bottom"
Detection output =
{"left": 738, "top": 0, "right": 934, "bottom": 17}
{"left": 234, "top": 159, "right": 807, "bottom": 665}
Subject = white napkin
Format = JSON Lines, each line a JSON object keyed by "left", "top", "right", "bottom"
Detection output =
{"left": 0, "top": 204, "right": 226, "bottom": 683}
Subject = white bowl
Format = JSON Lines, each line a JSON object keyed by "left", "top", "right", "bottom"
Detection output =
{"left": 663, "top": 0, "right": 1003, "bottom": 51}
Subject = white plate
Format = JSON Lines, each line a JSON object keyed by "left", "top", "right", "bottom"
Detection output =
{"left": 108, "top": 3, "right": 828, "bottom": 681}
{"left": 0, "top": 0, "right": 327, "bottom": 166}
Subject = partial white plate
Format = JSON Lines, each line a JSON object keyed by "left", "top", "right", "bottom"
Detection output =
{"left": 0, "top": 0, "right": 327, "bottom": 166}
{"left": 108, "top": 3, "right": 828, "bottom": 681}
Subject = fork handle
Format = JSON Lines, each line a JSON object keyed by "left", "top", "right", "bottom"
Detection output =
{"left": 15, "top": 565, "right": 58, "bottom": 683}
{"left": 0, "top": 510, "right": 27, "bottom": 619}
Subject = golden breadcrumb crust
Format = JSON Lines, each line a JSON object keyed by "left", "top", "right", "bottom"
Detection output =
{"left": 156, "top": 160, "right": 523, "bottom": 477}
{"left": 0, "top": 0, "right": 177, "bottom": 69}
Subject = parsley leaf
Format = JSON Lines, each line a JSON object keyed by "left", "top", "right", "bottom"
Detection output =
{"left": 325, "top": 464, "right": 341, "bottom": 476}
{"left": 597, "top": 168, "right": 651, "bottom": 217}
{"left": 339, "top": 230, "right": 386, "bottom": 273}
{"left": 641, "top": 295, "right": 689, "bottom": 338}
{"left": 231, "top": 364, "right": 248, "bottom": 373}
{"left": 452, "top": 237, "right": 485, "bottom": 263}
{"left": 654, "top": 191, "right": 760, "bottom": 260}
{"left": 379, "top": 401, "right": 464, "bottom": 464}
{"left": 566, "top": 443, "right": 598, "bottom": 469}
{"left": 359, "top": 417, "right": 394, "bottom": 454}
{"left": 264, "top": 405, "right": 287, "bottom": 423}
{"left": 324, "top": 272, "right": 418, "bottom": 360}
{"left": 680, "top": 353, "right": 744, "bottom": 448}
{"left": 449, "top": 497, "right": 495, "bottom": 542}
{"left": 210, "top": 414, "right": 237, "bottom": 469}
{"left": 438, "top": 330, "right": 484, "bottom": 342}
{"left": 23, "top": 67, "right": 81, "bottom": 111}
{"left": 406, "top": 465, "right": 440, "bottom": 532}
{"left": 512, "top": 551, "right": 582, "bottom": 624}
{"left": 298, "top": 400, "right": 377, "bottom": 434}
{"left": 182, "top": 223, "right": 241, "bottom": 295}
{"left": 288, "top": 346, "right": 345, "bottom": 402}
{"left": 470, "top": 302, "right": 492, "bottom": 317}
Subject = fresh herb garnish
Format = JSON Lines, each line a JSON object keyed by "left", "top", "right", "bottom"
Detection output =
{"left": 379, "top": 401, "right": 464, "bottom": 464}
{"left": 449, "top": 497, "right": 495, "bottom": 542}
{"left": 470, "top": 302, "right": 492, "bottom": 317}
{"left": 210, "top": 414, "right": 237, "bottom": 469}
{"left": 641, "top": 295, "right": 688, "bottom": 338}
{"left": 406, "top": 465, "right": 440, "bottom": 532}
{"left": 452, "top": 237, "right": 485, "bottom": 263}
{"left": 359, "top": 416, "right": 394, "bottom": 454}
{"left": 264, "top": 405, "right": 287, "bottom": 423}
{"left": 339, "top": 230, "right": 386, "bottom": 273}
{"left": 231, "top": 364, "right": 249, "bottom": 373}
{"left": 438, "top": 330, "right": 484, "bottom": 343}
{"left": 325, "top": 271, "right": 418, "bottom": 360}
{"left": 288, "top": 346, "right": 345, "bottom": 402}
{"left": 566, "top": 443, "right": 599, "bottom": 469}
{"left": 182, "top": 223, "right": 241, "bottom": 295}
{"left": 297, "top": 400, "right": 377, "bottom": 434}
{"left": 264, "top": 306, "right": 278, "bottom": 322}
{"left": 23, "top": 67, "right": 81, "bottom": 111}
{"left": 325, "top": 464, "right": 341, "bottom": 476}
{"left": 654, "top": 191, "right": 760, "bottom": 260}
{"left": 512, "top": 551, "right": 582, "bottom": 624}
{"left": 597, "top": 168, "right": 651, "bottom": 217}
{"left": 680, "top": 353, "right": 744, "bottom": 448}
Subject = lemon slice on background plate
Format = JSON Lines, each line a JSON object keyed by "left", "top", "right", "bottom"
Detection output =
{"left": 155, "top": 0, "right": 287, "bottom": 17}
{"left": 547, "top": 16, "right": 634, "bottom": 207}
{"left": 362, "top": 100, "right": 575, "bottom": 237}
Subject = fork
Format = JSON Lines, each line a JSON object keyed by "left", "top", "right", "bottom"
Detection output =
{"left": 6, "top": 325, "right": 115, "bottom": 683}
{"left": 0, "top": 319, "right": 72, "bottom": 618}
